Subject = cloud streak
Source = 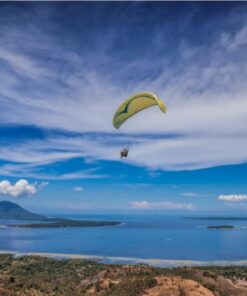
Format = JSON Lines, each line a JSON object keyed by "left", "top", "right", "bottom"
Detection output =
{"left": 0, "top": 3, "right": 247, "bottom": 175}
{"left": 130, "top": 200, "right": 195, "bottom": 211}
{"left": 74, "top": 186, "right": 83, "bottom": 192}
{"left": 182, "top": 192, "right": 202, "bottom": 197}
{"left": 218, "top": 194, "right": 247, "bottom": 202}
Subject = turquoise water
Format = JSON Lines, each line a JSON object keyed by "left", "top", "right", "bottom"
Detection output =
{"left": 0, "top": 215, "right": 247, "bottom": 261}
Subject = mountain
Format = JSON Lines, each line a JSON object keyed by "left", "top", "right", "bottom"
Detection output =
{"left": 0, "top": 201, "right": 120, "bottom": 227}
{"left": 0, "top": 201, "right": 46, "bottom": 220}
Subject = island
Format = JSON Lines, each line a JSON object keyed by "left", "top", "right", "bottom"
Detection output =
{"left": 207, "top": 225, "right": 235, "bottom": 229}
{"left": 11, "top": 220, "right": 120, "bottom": 228}
{"left": 187, "top": 216, "right": 247, "bottom": 221}
{"left": 0, "top": 201, "right": 120, "bottom": 228}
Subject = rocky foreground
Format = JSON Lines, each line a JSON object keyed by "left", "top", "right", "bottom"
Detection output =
{"left": 0, "top": 254, "right": 247, "bottom": 296}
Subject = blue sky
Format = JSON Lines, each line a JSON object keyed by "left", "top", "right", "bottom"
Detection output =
{"left": 0, "top": 2, "right": 247, "bottom": 214}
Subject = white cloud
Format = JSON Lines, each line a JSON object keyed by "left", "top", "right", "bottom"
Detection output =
{"left": 37, "top": 181, "right": 49, "bottom": 189}
{"left": 0, "top": 179, "right": 37, "bottom": 197}
{"left": 74, "top": 186, "right": 83, "bottom": 192}
{"left": 124, "top": 183, "right": 152, "bottom": 188}
{"left": 182, "top": 192, "right": 202, "bottom": 197}
{"left": 218, "top": 194, "right": 247, "bottom": 202}
{"left": 1, "top": 6, "right": 247, "bottom": 174}
{"left": 130, "top": 200, "right": 195, "bottom": 211}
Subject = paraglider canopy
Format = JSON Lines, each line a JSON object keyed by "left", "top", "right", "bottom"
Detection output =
{"left": 113, "top": 92, "right": 166, "bottom": 159}
{"left": 113, "top": 92, "right": 166, "bottom": 129}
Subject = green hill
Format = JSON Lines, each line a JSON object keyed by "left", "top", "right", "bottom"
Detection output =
{"left": 0, "top": 201, "right": 45, "bottom": 220}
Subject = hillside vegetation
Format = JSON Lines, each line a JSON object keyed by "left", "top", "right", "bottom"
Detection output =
{"left": 0, "top": 254, "right": 247, "bottom": 296}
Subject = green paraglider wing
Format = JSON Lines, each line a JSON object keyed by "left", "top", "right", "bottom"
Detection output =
{"left": 113, "top": 92, "right": 166, "bottom": 129}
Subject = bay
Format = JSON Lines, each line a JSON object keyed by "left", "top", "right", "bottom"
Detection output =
{"left": 0, "top": 214, "right": 247, "bottom": 262}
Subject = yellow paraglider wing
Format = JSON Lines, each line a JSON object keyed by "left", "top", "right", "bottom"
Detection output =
{"left": 113, "top": 92, "right": 166, "bottom": 129}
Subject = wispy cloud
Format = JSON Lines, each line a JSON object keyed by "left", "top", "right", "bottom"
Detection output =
{"left": 0, "top": 3, "right": 247, "bottom": 174}
{"left": 36, "top": 181, "right": 49, "bottom": 190}
{"left": 221, "top": 25, "right": 247, "bottom": 51}
{"left": 0, "top": 47, "right": 48, "bottom": 80}
{"left": 130, "top": 200, "right": 195, "bottom": 211}
{"left": 0, "top": 136, "right": 109, "bottom": 179}
{"left": 182, "top": 192, "right": 204, "bottom": 197}
{"left": 74, "top": 186, "right": 83, "bottom": 192}
{"left": 218, "top": 194, "right": 247, "bottom": 202}
{"left": 124, "top": 183, "right": 153, "bottom": 188}
{"left": 0, "top": 162, "right": 107, "bottom": 180}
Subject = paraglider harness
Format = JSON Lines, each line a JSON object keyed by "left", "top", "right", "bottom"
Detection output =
{"left": 120, "top": 145, "right": 129, "bottom": 158}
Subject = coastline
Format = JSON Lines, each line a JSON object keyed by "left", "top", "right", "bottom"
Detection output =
{"left": 1, "top": 250, "right": 247, "bottom": 268}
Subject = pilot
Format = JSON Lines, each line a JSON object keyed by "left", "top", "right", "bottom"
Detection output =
{"left": 120, "top": 148, "right": 129, "bottom": 158}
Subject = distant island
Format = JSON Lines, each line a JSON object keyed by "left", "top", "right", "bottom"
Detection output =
{"left": 187, "top": 216, "right": 247, "bottom": 221}
{"left": 0, "top": 201, "right": 120, "bottom": 228}
{"left": 12, "top": 220, "right": 120, "bottom": 228}
{"left": 207, "top": 225, "right": 235, "bottom": 229}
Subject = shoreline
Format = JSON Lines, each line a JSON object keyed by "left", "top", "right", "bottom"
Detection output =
{"left": 1, "top": 250, "right": 247, "bottom": 268}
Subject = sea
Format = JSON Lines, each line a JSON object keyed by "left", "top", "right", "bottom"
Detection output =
{"left": 0, "top": 214, "right": 247, "bottom": 265}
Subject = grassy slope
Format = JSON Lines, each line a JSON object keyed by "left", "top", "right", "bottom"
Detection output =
{"left": 0, "top": 254, "right": 247, "bottom": 296}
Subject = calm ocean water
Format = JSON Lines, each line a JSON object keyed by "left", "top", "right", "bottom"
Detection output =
{"left": 0, "top": 214, "right": 247, "bottom": 261}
